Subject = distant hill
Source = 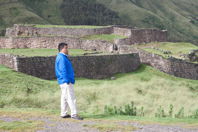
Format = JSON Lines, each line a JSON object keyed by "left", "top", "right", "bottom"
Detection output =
{"left": 0, "top": 0, "right": 64, "bottom": 35}
{"left": 0, "top": 0, "right": 197, "bottom": 44}
{"left": 96, "top": 0, "right": 198, "bottom": 44}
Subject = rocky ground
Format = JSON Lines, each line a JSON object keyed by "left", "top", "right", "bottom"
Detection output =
{"left": 0, "top": 115, "right": 198, "bottom": 132}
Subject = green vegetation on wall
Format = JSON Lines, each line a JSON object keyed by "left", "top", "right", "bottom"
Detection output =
{"left": 134, "top": 42, "right": 198, "bottom": 63}
{"left": 33, "top": 24, "right": 110, "bottom": 29}
{"left": 0, "top": 48, "right": 97, "bottom": 57}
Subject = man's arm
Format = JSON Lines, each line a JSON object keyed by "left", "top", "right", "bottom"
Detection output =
{"left": 59, "top": 57, "right": 70, "bottom": 84}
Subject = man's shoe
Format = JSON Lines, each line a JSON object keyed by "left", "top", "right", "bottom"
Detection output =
{"left": 61, "top": 114, "right": 71, "bottom": 118}
{"left": 71, "top": 114, "right": 83, "bottom": 120}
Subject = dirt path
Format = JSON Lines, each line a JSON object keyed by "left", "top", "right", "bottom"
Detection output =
{"left": 1, "top": 115, "right": 198, "bottom": 132}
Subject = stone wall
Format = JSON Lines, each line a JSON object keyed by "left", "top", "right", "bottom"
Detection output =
{"left": 113, "top": 27, "right": 167, "bottom": 45}
{"left": 16, "top": 56, "right": 56, "bottom": 80}
{"left": 6, "top": 24, "right": 113, "bottom": 37}
{"left": 1, "top": 25, "right": 168, "bottom": 50}
{"left": 0, "top": 37, "right": 12, "bottom": 48}
{"left": 0, "top": 54, "right": 18, "bottom": 70}
{"left": 113, "top": 27, "right": 132, "bottom": 37}
{"left": 81, "top": 40, "right": 114, "bottom": 52}
{"left": 130, "top": 29, "right": 167, "bottom": 44}
{"left": 118, "top": 45, "right": 198, "bottom": 80}
{"left": 0, "top": 36, "right": 82, "bottom": 49}
{"left": 0, "top": 53, "right": 140, "bottom": 80}
{"left": 117, "top": 45, "right": 138, "bottom": 54}
{"left": 139, "top": 50, "right": 198, "bottom": 80}
{"left": 114, "top": 38, "right": 131, "bottom": 46}
{"left": 0, "top": 37, "right": 115, "bottom": 53}
{"left": 70, "top": 54, "right": 140, "bottom": 79}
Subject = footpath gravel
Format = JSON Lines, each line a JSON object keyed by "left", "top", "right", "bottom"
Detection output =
{"left": 0, "top": 116, "right": 198, "bottom": 132}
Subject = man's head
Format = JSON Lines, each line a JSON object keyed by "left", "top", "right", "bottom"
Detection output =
{"left": 58, "top": 43, "right": 68, "bottom": 55}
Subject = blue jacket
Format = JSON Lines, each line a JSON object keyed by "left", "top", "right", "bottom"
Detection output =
{"left": 55, "top": 53, "right": 75, "bottom": 85}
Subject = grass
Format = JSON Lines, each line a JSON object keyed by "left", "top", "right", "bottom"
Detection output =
{"left": 0, "top": 108, "right": 46, "bottom": 132}
{"left": 13, "top": 34, "right": 79, "bottom": 38}
{"left": 0, "top": 48, "right": 99, "bottom": 57}
{"left": 1, "top": 108, "right": 198, "bottom": 129}
{"left": 0, "top": 120, "right": 43, "bottom": 132}
{"left": 82, "top": 34, "right": 127, "bottom": 42}
{"left": 0, "top": 63, "right": 198, "bottom": 119}
{"left": 83, "top": 123, "right": 137, "bottom": 132}
{"left": 82, "top": 113, "right": 198, "bottom": 125}
{"left": 134, "top": 42, "right": 198, "bottom": 61}
{"left": 33, "top": 24, "right": 110, "bottom": 29}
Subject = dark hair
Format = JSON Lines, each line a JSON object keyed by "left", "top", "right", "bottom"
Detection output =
{"left": 58, "top": 43, "right": 68, "bottom": 52}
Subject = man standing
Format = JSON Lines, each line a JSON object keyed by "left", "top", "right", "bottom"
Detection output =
{"left": 55, "top": 42, "right": 83, "bottom": 120}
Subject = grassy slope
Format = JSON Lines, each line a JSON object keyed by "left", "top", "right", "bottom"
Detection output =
{"left": 19, "top": 0, "right": 64, "bottom": 25}
{"left": 0, "top": 63, "right": 198, "bottom": 118}
{"left": 0, "top": 0, "right": 49, "bottom": 31}
{"left": 134, "top": 42, "right": 198, "bottom": 61}
{"left": 1, "top": 0, "right": 198, "bottom": 44}
{"left": 0, "top": 0, "right": 64, "bottom": 34}
{"left": 97, "top": 0, "right": 198, "bottom": 44}
{"left": 0, "top": 49, "right": 97, "bottom": 57}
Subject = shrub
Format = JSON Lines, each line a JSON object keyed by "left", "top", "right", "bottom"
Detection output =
{"left": 104, "top": 101, "right": 144, "bottom": 116}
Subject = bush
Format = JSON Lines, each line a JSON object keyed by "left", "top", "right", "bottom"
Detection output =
{"left": 190, "top": 109, "right": 198, "bottom": 119}
{"left": 104, "top": 101, "right": 144, "bottom": 116}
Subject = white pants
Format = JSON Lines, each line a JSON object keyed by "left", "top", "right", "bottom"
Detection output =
{"left": 60, "top": 83, "right": 77, "bottom": 117}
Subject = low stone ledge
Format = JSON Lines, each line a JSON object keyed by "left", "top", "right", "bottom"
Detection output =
{"left": 118, "top": 45, "right": 198, "bottom": 80}
{"left": 0, "top": 53, "right": 141, "bottom": 80}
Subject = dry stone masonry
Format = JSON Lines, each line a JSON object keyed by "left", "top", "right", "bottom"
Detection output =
{"left": 118, "top": 45, "right": 198, "bottom": 80}
{"left": 0, "top": 53, "right": 140, "bottom": 79}
{"left": 0, "top": 24, "right": 197, "bottom": 80}
{"left": 5, "top": 24, "right": 113, "bottom": 37}
{"left": 0, "top": 24, "right": 168, "bottom": 52}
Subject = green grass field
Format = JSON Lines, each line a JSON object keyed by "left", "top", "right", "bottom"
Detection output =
{"left": 134, "top": 42, "right": 198, "bottom": 62}
{"left": 0, "top": 63, "right": 198, "bottom": 119}
{"left": 33, "top": 24, "right": 110, "bottom": 29}
{"left": 0, "top": 119, "right": 43, "bottom": 132}
{"left": 0, "top": 48, "right": 98, "bottom": 57}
